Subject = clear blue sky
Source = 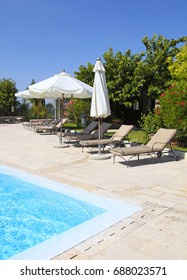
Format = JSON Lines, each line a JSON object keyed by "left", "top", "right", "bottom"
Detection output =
{"left": 0, "top": 0, "right": 187, "bottom": 92}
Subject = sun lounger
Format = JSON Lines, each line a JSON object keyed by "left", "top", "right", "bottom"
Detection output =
{"left": 34, "top": 118, "right": 62, "bottom": 133}
{"left": 111, "top": 128, "right": 179, "bottom": 167}
{"left": 79, "top": 124, "right": 134, "bottom": 152}
{"left": 35, "top": 118, "right": 68, "bottom": 134}
{"left": 23, "top": 119, "right": 52, "bottom": 130}
{"left": 72, "top": 122, "right": 112, "bottom": 142}
{"left": 57, "top": 120, "right": 98, "bottom": 141}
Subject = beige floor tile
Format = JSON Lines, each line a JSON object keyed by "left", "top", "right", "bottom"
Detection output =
{"left": 1, "top": 124, "right": 187, "bottom": 260}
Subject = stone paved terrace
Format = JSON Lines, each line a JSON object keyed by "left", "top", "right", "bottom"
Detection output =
{"left": 0, "top": 123, "right": 187, "bottom": 260}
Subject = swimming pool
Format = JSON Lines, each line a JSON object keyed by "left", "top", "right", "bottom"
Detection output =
{"left": 0, "top": 165, "right": 141, "bottom": 260}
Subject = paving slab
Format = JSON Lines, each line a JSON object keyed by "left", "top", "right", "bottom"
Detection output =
{"left": 0, "top": 123, "right": 187, "bottom": 260}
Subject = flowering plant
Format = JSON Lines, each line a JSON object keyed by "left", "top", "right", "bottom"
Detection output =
{"left": 139, "top": 81, "right": 187, "bottom": 142}
{"left": 64, "top": 98, "right": 91, "bottom": 127}
{"left": 159, "top": 81, "right": 187, "bottom": 141}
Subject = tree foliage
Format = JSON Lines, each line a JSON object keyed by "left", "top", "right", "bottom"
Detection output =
{"left": 1, "top": 34, "right": 187, "bottom": 122}
{"left": 0, "top": 78, "right": 18, "bottom": 115}
{"left": 25, "top": 79, "right": 46, "bottom": 119}
{"left": 103, "top": 48, "right": 144, "bottom": 107}
{"left": 75, "top": 34, "right": 187, "bottom": 109}
{"left": 168, "top": 43, "right": 187, "bottom": 81}
{"left": 74, "top": 62, "right": 94, "bottom": 86}
{"left": 137, "top": 34, "right": 187, "bottom": 99}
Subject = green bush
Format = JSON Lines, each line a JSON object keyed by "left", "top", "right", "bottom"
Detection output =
{"left": 139, "top": 109, "right": 163, "bottom": 142}
{"left": 139, "top": 81, "right": 187, "bottom": 143}
{"left": 29, "top": 102, "right": 47, "bottom": 119}
{"left": 64, "top": 99, "right": 91, "bottom": 128}
{"left": 159, "top": 81, "right": 187, "bottom": 142}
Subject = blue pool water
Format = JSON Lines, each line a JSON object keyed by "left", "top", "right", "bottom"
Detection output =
{"left": 0, "top": 166, "right": 141, "bottom": 260}
{"left": 0, "top": 173, "right": 105, "bottom": 260}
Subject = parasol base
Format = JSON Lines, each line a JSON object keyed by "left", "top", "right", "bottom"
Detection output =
{"left": 53, "top": 143, "right": 69, "bottom": 148}
{"left": 90, "top": 153, "right": 111, "bottom": 160}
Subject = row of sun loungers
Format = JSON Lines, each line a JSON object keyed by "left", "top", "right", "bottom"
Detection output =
{"left": 66, "top": 124, "right": 178, "bottom": 166}
{"left": 57, "top": 122, "right": 179, "bottom": 167}
{"left": 23, "top": 118, "right": 53, "bottom": 130}
{"left": 23, "top": 118, "right": 179, "bottom": 167}
{"left": 34, "top": 118, "right": 68, "bottom": 134}
{"left": 23, "top": 118, "right": 68, "bottom": 134}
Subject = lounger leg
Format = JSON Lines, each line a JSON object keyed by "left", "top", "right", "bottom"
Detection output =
{"left": 113, "top": 155, "right": 116, "bottom": 163}
{"left": 167, "top": 144, "right": 180, "bottom": 161}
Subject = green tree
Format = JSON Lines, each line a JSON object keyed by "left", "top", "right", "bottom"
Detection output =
{"left": 138, "top": 34, "right": 187, "bottom": 100}
{"left": 0, "top": 78, "right": 18, "bottom": 115}
{"left": 103, "top": 48, "right": 144, "bottom": 107}
{"left": 75, "top": 48, "right": 144, "bottom": 108}
{"left": 75, "top": 35, "right": 187, "bottom": 109}
{"left": 74, "top": 62, "right": 94, "bottom": 86}
{"left": 74, "top": 35, "right": 187, "bottom": 123}
{"left": 17, "top": 100, "right": 30, "bottom": 120}
{"left": 46, "top": 103, "right": 55, "bottom": 119}
{"left": 29, "top": 99, "right": 47, "bottom": 119}
{"left": 168, "top": 44, "right": 187, "bottom": 81}
{"left": 27, "top": 79, "right": 46, "bottom": 119}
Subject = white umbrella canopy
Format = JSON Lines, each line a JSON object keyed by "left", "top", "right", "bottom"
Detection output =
{"left": 27, "top": 71, "right": 93, "bottom": 146}
{"left": 28, "top": 71, "right": 92, "bottom": 99}
{"left": 15, "top": 90, "right": 34, "bottom": 98}
{"left": 90, "top": 58, "right": 111, "bottom": 155}
{"left": 90, "top": 59, "right": 111, "bottom": 118}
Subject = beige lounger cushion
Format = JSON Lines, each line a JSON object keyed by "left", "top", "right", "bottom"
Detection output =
{"left": 111, "top": 128, "right": 177, "bottom": 157}
{"left": 80, "top": 125, "right": 133, "bottom": 147}
{"left": 71, "top": 122, "right": 112, "bottom": 141}
{"left": 59, "top": 121, "right": 98, "bottom": 138}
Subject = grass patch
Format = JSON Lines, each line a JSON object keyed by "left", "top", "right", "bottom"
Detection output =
{"left": 128, "top": 129, "right": 145, "bottom": 144}
{"left": 63, "top": 122, "right": 78, "bottom": 130}
{"left": 171, "top": 145, "right": 187, "bottom": 152}
{"left": 105, "top": 128, "right": 145, "bottom": 143}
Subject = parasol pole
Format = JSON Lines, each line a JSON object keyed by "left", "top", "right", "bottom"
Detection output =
{"left": 98, "top": 117, "right": 102, "bottom": 155}
{"left": 59, "top": 93, "right": 64, "bottom": 145}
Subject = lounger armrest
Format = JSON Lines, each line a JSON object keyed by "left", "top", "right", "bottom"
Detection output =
{"left": 80, "top": 141, "right": 89, "bottom": 146}
{"left": 110, "top": 135, "right": 126, "bottom": 145}
{"left": 111, "top": 134, "right": 122, "bottom": 140}
{"left": 151, "top": 141, "right": 168, "bottom": 152}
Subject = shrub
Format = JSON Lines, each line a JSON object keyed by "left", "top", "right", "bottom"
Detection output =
{"left": 159, "top": 81, "right": 187, "bottom": 142}
{"left": 64, "top": 99, "right": 91, "bottom": 127}
{"left": 29, "top": 101, "right": 47, "bottom": 119}
{"left": 139, "top": 109, "right": 163, "bottom": 142}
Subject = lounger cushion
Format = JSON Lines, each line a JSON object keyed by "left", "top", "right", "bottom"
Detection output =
{"left": 80, "top": 125, "right": 133, "bottom": 147}
{"left": 111, "top": 145, "right": 160, "bottom": 156}
{"left": 111, "top": 128, "right": 177, "bottom": 157}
